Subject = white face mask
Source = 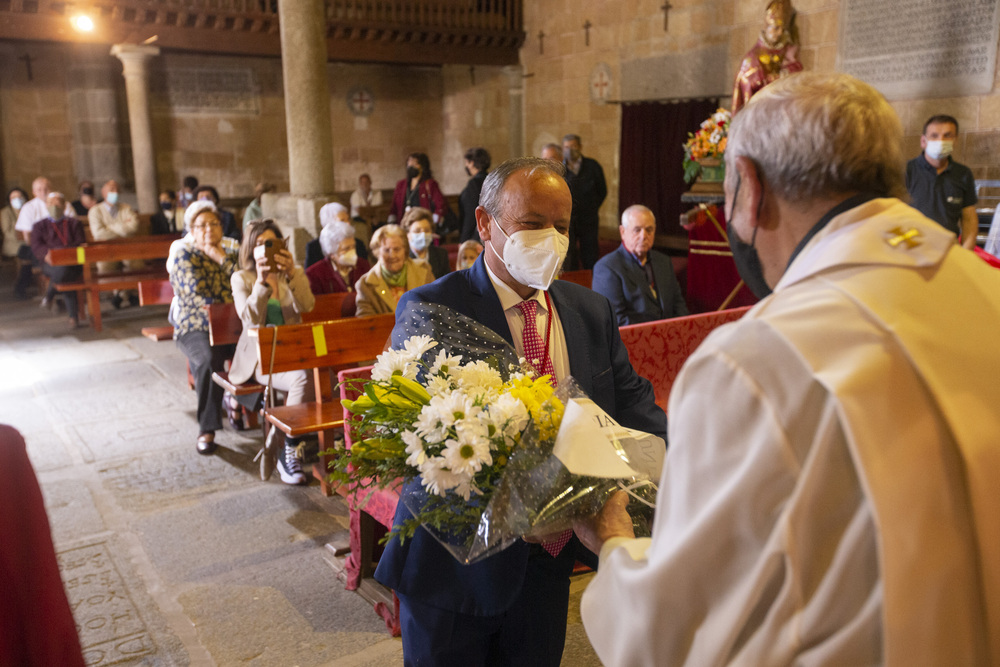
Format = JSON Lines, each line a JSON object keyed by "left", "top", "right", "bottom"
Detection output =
{"left": 489, "top": 222, "right": 569, "bottom": 291}
{"left": 11, "top": 197, "right": 24, "bottom": 211}
{"left": 337, "top": 249, "right": 358, "bottom": 267}
{"left": 925, "top": 140, "right": 954, "bottom": 160}
{"left": 106, "top": 191, "right": 119, "bottom": 205}
{"left": 408, "top": 232, "right": 432, "bottom": 252}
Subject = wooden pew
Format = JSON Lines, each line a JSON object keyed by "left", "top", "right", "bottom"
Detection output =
{"left": 251, "top": 314, "right": 396, "bottom": 495}
{"left": 558, "top": 269, "right": 592, "bottom": 289}
{"left": 619, "top": 306, "right": 752, "bottom": 413}
{"left": 45, "top": 236, "right": 180, "bottom": 332}
{"left": 137, "top": 279, "right": 175, "bottom": 341}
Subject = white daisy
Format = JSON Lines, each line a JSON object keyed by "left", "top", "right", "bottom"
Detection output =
{"left": 428, "top": 349, "right": 464, "bottom": 377}
{"left": 442, "top": 432, "right": 493, "bottom": 476}
{"left": 402, "top": 335, "right": 437, "bottom": 359}
{"left": 401, "top": 430, "right": 427, "bottom": 468}
{"left": 414, "top": 405, "right": 447, "bottom": 444}
{"left": 487, "top": 393, "right": 529, "bottom": 438}
{"left": 428, "top": 390, "right": 480, "bottom": 428}
{"left": 419, "top": 457, "right": 466, "bottom": 497}
{"left": 371, "top": 348, "right": 417, "bottom": 381}
{"left": 424, "top": 374, "right": 454, "bottom": 397}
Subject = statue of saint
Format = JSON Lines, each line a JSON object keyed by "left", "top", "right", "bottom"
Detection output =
{"left": 732, "top": 0, "right": 803, "bottom": 113}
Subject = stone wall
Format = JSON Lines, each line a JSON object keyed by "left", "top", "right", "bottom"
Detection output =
{"left": 519, "top": 0, "right": 1000, "bottom": 237}
{"left": 1, "top": 2, "right": 997, "bottom": 214}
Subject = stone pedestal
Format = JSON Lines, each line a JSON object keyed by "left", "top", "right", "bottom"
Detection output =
{"left": 111, "top": 44, "right": 160, "bottom": 214}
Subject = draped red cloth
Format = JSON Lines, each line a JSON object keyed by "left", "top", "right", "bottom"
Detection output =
{"left": 338, "top": 366, "right": 402, "bottom": 637}
{"left": 619, "top": 307, "right": 752, "bottom": 413}
{"left": 684, "top": 204, "right": 757, "bottom": 313}
{"left": 0, "top": 425, "right": 85, "bottom": 667}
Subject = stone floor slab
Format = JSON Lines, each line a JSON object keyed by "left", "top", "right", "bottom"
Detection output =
{"left": 23, "top": 427, "right": 76, "bottom": 472}
{"left": 97, "top": 444, "right": 258, "bottom": 513}
{"left": 42, "top": 478, "right": 108, "bottom": 546}
{"left": 57, "top": 539, "right": 188, "bottom": 666}
{"left": 35, "top": 359, "right": 169, "bottom": 396}
{"left": 135, "top": 485, "right": 347, "bottom": 584}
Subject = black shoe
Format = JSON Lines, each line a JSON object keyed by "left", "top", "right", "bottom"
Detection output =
{"left": 128, "top": 294, "right": 140, "bottom": 307}
{"left": 111, "top": 294, "right": 123, "bottom": 310}
{"left": 197, "top": 433, "right": 217, "bottom": 455}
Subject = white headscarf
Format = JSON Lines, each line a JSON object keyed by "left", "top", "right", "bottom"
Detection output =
{"left": 183, "top": 200, "right": 217, "bottom": 232}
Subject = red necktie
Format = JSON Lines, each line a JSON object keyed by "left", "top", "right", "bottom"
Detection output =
{"left": 515, "top": 299, "right": 571, "bottom": 558}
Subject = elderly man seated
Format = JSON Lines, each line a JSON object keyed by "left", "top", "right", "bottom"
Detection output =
{"left": 31, "top": 191, "right": 86, "bottom": 328}
{"left": 592, "top": 204, "right": 688, "bottom": 325}
{"left": 88, "top": 179, "right": 144, "bottom": 308}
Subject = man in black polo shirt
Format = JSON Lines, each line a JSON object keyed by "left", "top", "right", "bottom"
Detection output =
{"left": 905, "top": 114, "right": 978, "bottom": 249}
{"left": 562, "top": 133, "right": 607, "bottom": 270}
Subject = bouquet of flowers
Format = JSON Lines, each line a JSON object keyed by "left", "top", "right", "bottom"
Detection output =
{"left": 682, "top": 108, "right": 731, "bottom": 184}
{"left": 331, "top": 302, "right": 663, "bottom": 564}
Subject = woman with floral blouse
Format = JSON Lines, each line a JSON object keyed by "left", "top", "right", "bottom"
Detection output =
{"left": 168, "top": 201, "right": 240, "bottom": 454}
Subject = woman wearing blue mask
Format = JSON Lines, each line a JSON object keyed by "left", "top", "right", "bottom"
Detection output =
{"left": 403, "top": 207, "right": 450, "bottom": 279}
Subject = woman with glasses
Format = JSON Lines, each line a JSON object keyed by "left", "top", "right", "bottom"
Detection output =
{"left": 229, "top": 219, "right": 315, "bottom": 484}
{"left": 168, "top": 201, "right": 241, "bottom": 455}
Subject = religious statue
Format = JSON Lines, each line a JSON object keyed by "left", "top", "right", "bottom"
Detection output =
{"left": 732, "top": 0, "right": 803, "bottom": 113}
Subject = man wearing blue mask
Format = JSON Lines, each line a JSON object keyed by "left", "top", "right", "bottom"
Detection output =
{"left": 375, "top": 156, "right": 666, "bottom": 666}
{"left": 905, "top": 114, "right": 978, "bottom": 250}
{"left": 576, "top": 72, "right": 1000, "bottom": 665}
{"left": 88, "top": 179, "right": 144, "bottom": 308}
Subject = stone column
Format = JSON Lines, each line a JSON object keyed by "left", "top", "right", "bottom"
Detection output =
{"left": 504, "top": 65, "right": 525, "bottom": 158}
{"left": 111, "top": 44, "right": 160, "bottom": 214}
{"left": 278, "top": 0, "right": 335, "bottom": 198}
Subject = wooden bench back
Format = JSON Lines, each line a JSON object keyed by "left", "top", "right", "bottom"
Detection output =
{"left": 138, "top": 279, "right": 174, "bottom": 306}
{"left": 46, "top": 236, "right": 179, "bottom": 267}
{"left": 558, "top": 269, "right": 592, "bottom": 289}
{"left": 252, "top": 314, "right": 395, "bottom": 375}
{"left": 207, "top": 292, "right": 355, "bottom": 346}
{"left": 618, "top": 306, "right": 752, "bottom": 413}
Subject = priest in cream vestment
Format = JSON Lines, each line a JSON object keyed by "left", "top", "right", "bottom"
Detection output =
{"left": 577, "top": 72, "right": 1000, "bottom": 666}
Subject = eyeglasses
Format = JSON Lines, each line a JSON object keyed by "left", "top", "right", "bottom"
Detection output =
{"left": 192, "top": 221, "right": 222, "bottom": 230}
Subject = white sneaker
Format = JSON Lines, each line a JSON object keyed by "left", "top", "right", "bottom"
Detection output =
{"left": 277, "top": 445, "right": 307, "bottom": 485}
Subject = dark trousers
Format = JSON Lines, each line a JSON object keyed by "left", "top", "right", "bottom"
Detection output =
{"left": 564, "top": 221, "right": 599, "bottom": 271}
{"left": 175, "top": 331, "right": 234, "bottom": 435}
{"left": 41, "top": 264, "right": 82, "bottom": 318}
{"left": 14, "top": 245, "right": 36, "bottom": 297}
{"left": 396, "top": 557, "right": 571, "bottom": 667}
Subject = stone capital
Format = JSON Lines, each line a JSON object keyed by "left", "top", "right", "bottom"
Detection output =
{"left": 110, "top": 44, "right": 161, "bottom": 74}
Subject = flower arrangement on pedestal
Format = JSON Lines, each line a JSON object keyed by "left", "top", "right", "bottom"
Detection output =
{"left": 682, "top": 108, "right": 732, "bottom": 186}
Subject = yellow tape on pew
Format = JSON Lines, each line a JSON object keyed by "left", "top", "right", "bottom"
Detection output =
{"left": 77, "top": 247, "right": 86, "bottom": 264}
{"left": 312, "top": 324, "right": 327, "bottom": 357}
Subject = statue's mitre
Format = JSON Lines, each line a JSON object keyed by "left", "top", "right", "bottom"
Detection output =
{"left": 765, "top": 0, "right": 794, "bottom": 26}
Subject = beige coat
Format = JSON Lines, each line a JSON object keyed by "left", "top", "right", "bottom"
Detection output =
{"left": 354, "top": 258, "right": 434, "bottom": 316}
{"left": 229, "top": 266, "right": 315, "bottom": 385}
{"left": 88, "top": 202, "right": 144, "bottom": 273}
{"left": 582, "top": 199, "right": 1000, "bottom": 666}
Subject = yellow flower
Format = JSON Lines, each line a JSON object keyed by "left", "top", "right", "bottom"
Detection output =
{"left": 504, "top": 375, "right": 564, "bottom": 442}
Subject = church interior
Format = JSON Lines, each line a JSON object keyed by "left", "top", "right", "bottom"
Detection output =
{"left": 2, "top": 0, "right": 999, "bottom": 664}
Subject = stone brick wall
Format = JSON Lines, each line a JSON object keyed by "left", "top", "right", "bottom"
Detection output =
{"left": 519, "top": 0, "right": 1000, "bottom": 238}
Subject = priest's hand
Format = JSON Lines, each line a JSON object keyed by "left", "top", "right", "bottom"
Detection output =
{"left": 573, "top": 490, "right": 635, "bottom": 555}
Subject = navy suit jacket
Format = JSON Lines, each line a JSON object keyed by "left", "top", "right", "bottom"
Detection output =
{"left": 374, "top": 255, "right": 666, "bottom": 616}
{"left": 592, "top": 245, "right": 689, "bottom": 326}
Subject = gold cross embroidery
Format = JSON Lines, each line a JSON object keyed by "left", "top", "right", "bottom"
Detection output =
{"left": 886, "top": 227, "right": 922, "bottom": 249}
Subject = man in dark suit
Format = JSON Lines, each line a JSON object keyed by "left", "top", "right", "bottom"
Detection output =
{"left": 374, "top": 157, "right": 666, "bottom": 666}
{"left": 562, "top": 133, "right": 607, "bottom": 271}
{"left": 459, "top": 147, "right": 490, "bottom": 243}
{"left": 593, "top": 204, "right": 689, "bottom": 325}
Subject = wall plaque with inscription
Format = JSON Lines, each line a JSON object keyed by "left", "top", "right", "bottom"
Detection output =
{"left": 151, "top": 68, "right": 260, "bottom": 114}
{"left": 837, "top": 0, "right": 1000, "bottom": 99}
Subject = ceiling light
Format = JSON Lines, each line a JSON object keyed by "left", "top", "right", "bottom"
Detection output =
{"left": 71, "top": 14, "right": 95, "bottom": 32}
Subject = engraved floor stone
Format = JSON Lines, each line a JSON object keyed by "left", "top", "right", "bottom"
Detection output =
{"left": 98, "top": 445, "right": 257, "bottom": 513}
{"left": 42, "top": 480, "right": 107, "bottom": 545}
{"left": 58, "top": 540, "right": 188, "bottom": 666}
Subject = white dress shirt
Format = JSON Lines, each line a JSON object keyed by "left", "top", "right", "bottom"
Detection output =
{"left": 484, "top": 258, "right": 569, "bottom": 382}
